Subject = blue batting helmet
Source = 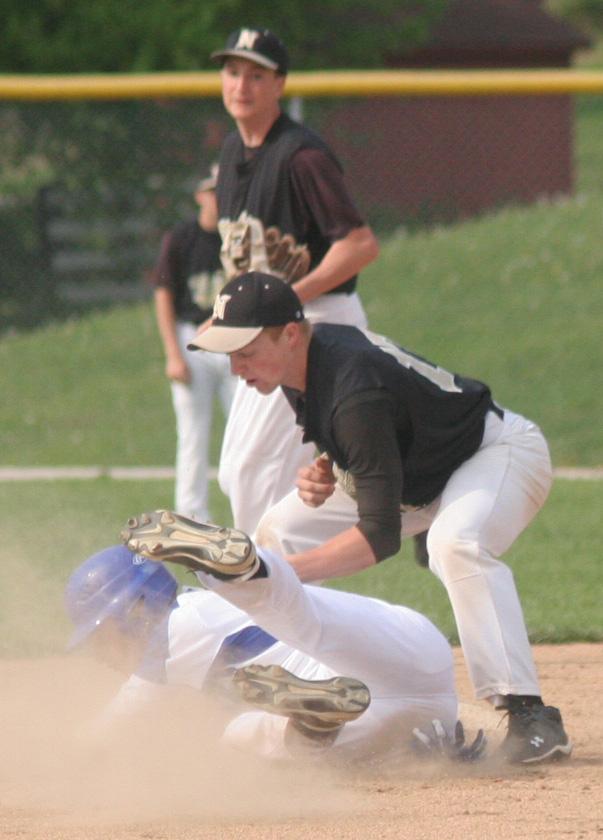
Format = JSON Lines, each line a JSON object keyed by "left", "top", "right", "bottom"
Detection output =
{"left": 65, "top": 545, "right": 178, "bottom": 650}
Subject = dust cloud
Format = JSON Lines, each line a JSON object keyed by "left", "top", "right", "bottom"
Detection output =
{"left": 0, "top": 544, "right": 358, "bottom": 829}
{"left": 0, "top": 655, "right": 359, "bottom": 827}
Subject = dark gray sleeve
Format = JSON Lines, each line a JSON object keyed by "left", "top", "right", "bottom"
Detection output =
{"left": 289, "top": 147, "right": 365, "bottom": 241}
{"left": 331, "top": 391, "right": 403, "bottom": 561}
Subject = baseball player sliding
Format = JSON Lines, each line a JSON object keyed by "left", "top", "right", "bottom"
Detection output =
{"left": 65, "top": 516, "right": 485, "bottom": 764}
{"left": 188, "top": 271, "right": 572, "bottom": 765}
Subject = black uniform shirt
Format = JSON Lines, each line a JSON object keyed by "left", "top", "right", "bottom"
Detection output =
{"left": 283, "top": 324, "right": 499, "bottom": 561}
{"left": 217, "top": 113, "right": 364, "bottom": 292}
{"left": 151, "top": 219, "right": 224, "bottom": 324}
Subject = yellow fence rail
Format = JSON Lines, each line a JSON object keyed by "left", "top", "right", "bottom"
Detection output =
{"left": 2, "top": 69, "right": 603, "bottom": 100}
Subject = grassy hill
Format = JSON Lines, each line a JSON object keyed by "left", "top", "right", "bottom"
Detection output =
{"left": 1, "top": 186, "right": 601, "bottom": 468}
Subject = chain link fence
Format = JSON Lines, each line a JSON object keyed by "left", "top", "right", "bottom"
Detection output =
{"left": 2, "top": 87, "right": 602, "bottom": 332}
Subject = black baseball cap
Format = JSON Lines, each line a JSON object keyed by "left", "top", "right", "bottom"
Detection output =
{"left": 210, "top": 28, "right": 289, "bottom": 75}
{"left": 188, "top": 272, "right": 304, "bottom": 354}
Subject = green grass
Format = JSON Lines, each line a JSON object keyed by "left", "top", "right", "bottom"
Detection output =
{"left": 0, "top": 305, "right": 227, "bottom": 468}
{"left": 330, "top": 479, "right": 603, "bottom": 644}
{"left": 360, "top": 194, "right": 603, "bottom": 465}
{"left": 1, "top": 186, "right": 601, "bottom": 468}
{"left": 1, "top": 87, "right": 603, "bottom": 655}
{"left": 0, "top": 479, "right": 233, "bottom": 657}
{"left": 1, "top": 477, "right": 599, "bottom": 657}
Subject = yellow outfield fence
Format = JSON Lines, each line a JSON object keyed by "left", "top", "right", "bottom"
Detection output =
{"left": 2, "top": 68, "right": 603, "bottom": 100}
{"left": 2, "top": 68, "right": 603, "bottom": 330}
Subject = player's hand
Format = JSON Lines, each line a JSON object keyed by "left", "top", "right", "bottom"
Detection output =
{"left": 166, "top": 356, "right": 191, "bottom": 384}
{"left": 412, "top": 719, "right": 487, "bottom": 762}
{"left": 296, "top": 455, "right": 336, "bottom": 508}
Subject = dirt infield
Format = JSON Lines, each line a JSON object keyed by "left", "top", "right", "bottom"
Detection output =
{"left": 1, "top": 644, "right": 601, "bottom": 840}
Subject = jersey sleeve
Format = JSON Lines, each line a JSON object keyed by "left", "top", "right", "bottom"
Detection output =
{"left": 149, "top": 228, "right": 178, "bottom": 291}
{"left": 289, "top": 146, "right": 365, "bottom": 242}
{"left": 331, "top": 391, "right": 403, "bottom": 561}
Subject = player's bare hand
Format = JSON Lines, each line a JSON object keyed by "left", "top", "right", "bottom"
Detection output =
{"left": 166, "top": 357, "right": 191, "bottom": 384}
{"left": 296, "top": 455, "right": 336, "bottom": 507}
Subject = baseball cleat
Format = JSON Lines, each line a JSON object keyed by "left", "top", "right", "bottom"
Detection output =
{"left": 120, "top": 510, "right": 259, "bottom": 580}
{"left": 232, "top": 664, "right": 370, "bottom": 734}
{"left": 500, "top": 704, "right": 572, "bottom": 764}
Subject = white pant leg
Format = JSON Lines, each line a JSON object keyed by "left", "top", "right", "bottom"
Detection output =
{"left": 256, "top": 407, "right": 552, "bottom": 704}
{"left": 202, "top": 548, "right": 455, "bottom": 695}
{"left": 217, "top": 358, "right": 237, "bottom": 418}
{"left": 425, "top": 410, "right": 553, "bottom": 701}
{"left": 218, "top": 292, "right": 368, "bottom": 535}
{"left": 222, "top": 685, "right": 457, "bottom": 763}
{"left": 302, "top": 290, "right": 368, "bottom": 330}
{"left": 218, "top": 385, "right": 315, "bottom": 535}
{"left": 255, "top": 483, "right": 359, "bottom": 555}
{"left": 197, "top": 547, "right": 457, "bottom": 759}
{"left": 171, "top": 322, "right": 235, "bottom": 522}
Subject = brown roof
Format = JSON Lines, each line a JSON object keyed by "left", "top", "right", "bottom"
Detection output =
{"left": 390, "top": 0, "right": 591, "bottom": 67}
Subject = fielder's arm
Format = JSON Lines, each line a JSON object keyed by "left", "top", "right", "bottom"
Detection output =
{"left": 287, "top": 525, "right": 376, "bottom": 582}
{"left": 292, "top": 226, "right": 379, "bottom": 304}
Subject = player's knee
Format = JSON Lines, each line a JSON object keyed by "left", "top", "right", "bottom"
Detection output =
{"left": 426, "top": 531, "right": 482, "bottom": 582}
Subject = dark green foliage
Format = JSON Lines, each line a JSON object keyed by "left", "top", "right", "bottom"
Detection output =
{"left": 546, "top": 0, "right": 603, "bottom": 35}
{"left": 0, "top": 0, "right": 448, "bottom": 73}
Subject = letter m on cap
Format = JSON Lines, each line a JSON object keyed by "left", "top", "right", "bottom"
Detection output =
{"left": 235, "top": 29, "right": 260, "bottom": 49}
{"left": 213, "top": 293, "right": 232, "bottom": 320}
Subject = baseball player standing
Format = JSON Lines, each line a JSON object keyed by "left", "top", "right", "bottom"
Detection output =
{"left": 189, "top": 271, "right": 572, "bottom": 765}
{"left": 208, "top": 27, "right": 379, "bottom": 535}
{"left": 66, "top": 515, "right": 486, "bottom": 763}
{"left": 151, "top": 166, "right": 236, "bottom": 522}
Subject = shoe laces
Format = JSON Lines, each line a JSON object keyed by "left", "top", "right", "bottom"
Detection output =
{"left": 506, "top": 703, "right": 559, "bottom": 735}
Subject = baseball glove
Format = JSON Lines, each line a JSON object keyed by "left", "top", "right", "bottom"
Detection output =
{"left": 264, "top": 225, "right": 311, "bottom": 283}
{"left": 412, "top": 719, "right": 487, "bottom": 762}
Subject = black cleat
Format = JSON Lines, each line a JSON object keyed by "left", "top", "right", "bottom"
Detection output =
{"left": 500, "top": 704, "right": 572, "bottom": 764}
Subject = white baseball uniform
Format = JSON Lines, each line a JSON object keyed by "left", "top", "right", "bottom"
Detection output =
{"left": 151, "top": 219, "right": 236, "bottom": 522}
{"left": 256, "top": 406, "right": 552, "bottom": 707}
{"left": 102, "top": 546, "right": 457, "bottom": 762}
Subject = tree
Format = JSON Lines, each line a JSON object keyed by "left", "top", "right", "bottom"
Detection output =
{"left": 0, "top": 0, "right": 448, "bottom": 73}
{"left": 545, "top": 1, "right": 603, "bottom": 35}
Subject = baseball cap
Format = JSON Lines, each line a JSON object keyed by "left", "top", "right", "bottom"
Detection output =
{"left": 197, "top": 162, "right": 218, "bottom": 192}
{"left": 210, "top": 28, "right": 289, "bottom": 75}
{"left": 187, "top": 272, "right": 304, "bottom": 354}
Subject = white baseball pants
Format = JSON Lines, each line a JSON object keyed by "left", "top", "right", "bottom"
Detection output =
{"left": 255, "top": 409, "right": 553, "bottom": 704}
{"left": 218, "top": 292, "right": 368, "bottom": 535}
{"left": 171, "top": 321, "right": 236, "bottom": 522}
{"left": 194, "top": 547, "right": 457, "bottom": 762}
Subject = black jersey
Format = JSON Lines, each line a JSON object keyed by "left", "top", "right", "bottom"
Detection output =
{"left": 151, "top": 219, "right": 224, "bottom": 324}
{"left": 283, "top": 324, "right": 500, "bottom": 560}
{"left": 216, "top": 112, "right": 363, "bottom": 293}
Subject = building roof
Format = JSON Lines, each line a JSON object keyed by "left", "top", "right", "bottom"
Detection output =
{"left": 390, "top": 0, "right": 592, "bottom": 67}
